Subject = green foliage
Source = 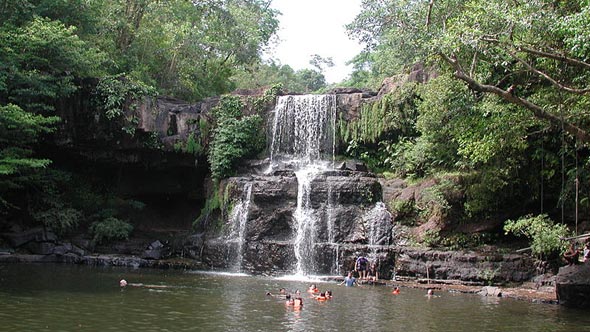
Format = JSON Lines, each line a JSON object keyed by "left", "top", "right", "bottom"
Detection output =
{"left": 0, "top": 16, "right": 106, "bottom": 113}
{"left": 94, "top": 74, "right": 156, "bottom": 121}
{"left": 416, "top": 179, "right": 459, "bottom": 220}
{"left": 95, "top": 0, "right": 279, "bottom": 100}
{"left": 208, "top": 96, "right": 265, "bottom": 180}
{"left": 384, "top": 137, "right": 437, "bottom": 178}
{"left": 440, "top": 233, "right": 496, "bottom": 250}
{"left": 0, "top": 104, "right": 59, "bottom": 175}
{"left": 415, "top": 75, "right": 534, "bottom": 217}
{"left": 174, "top": 132, "right": 203, "bottom": 156}
{"left": 340, "top": 82, "right": 421, "bottom": 172}
{"left": 422, "top": 229, "right": 441, "bottom": 248}
{"left": 34, "top": 208, "right": 82, "bottom": 236}
{"left": 478, "top": 267, "right": 501, "bottom": 286}
{"left": 194, "top": 181, "right": 225, "bottom": 230}
{"left": 0, "top": 104, "right": 60, "bottom": 209}
{"left": 185, "top": 133, "right": 203, "bottom": 156}
{"left": 340, "top": 83, "right": 419, "bottom": 145}
{"left": 89, "top": 217, "right": 133, "bottom": 244}
{"left": 347, "top": 0, "right": 590, "bottom": 146}
{"left": 231, "top": 60, "right": 328, "bottom": 94}
{"left": 389, "top": 198, "right": 416, "bottom": 226}
{"left": 504, "top": 214, "right": 571, "bottom": 259}
{"left": 25, "top": 169, "right": 85, "bottom": 236}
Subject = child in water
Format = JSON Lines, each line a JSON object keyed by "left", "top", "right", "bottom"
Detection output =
{"left": 308, "top": 284, "right": 319, "bottom": 293}
{"left": 293, "top": 297, "right": 303, "bottom": 307}
{"left": 285, "top": 294, "right": 294, "bottom": 306}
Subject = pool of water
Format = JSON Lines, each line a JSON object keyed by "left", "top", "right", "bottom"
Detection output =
{"left": 1, "top": 264, "right": 589, "bottom": 331}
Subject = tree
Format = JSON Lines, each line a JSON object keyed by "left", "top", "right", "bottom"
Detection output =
{"left": 0, "top": 13, "right": 104, "bottom": 214}
{"left": 96, "top": 0, "right": 280, "bottom": 100}
{"left": 309, "top": 54, "right": 334, "bottom": 72}
{"left": 0, "top": 17, "right": 105, "bottom": 113}
{"left": 0, "top": 104, "right": 59, "bottom": 208}
{"left": 347, "top": 0, "right": 590, "bottom": 145}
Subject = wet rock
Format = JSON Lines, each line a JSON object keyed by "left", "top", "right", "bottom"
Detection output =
{"left": 336, "top": 160, "right": 368, "bottom": 172}
{"left": 478, "top": 286, "right": 502, "bottom": 297}
{"left": 556, "top": 263, "right": 590, "bottom": 307}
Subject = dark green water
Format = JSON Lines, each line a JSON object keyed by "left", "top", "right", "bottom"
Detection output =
{"left": 1, "top": 264, "right": 589, "bottom": 332}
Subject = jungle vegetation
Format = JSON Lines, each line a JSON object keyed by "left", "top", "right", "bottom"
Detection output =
{"left": 339, "top": 0, "right": 590, "bottom": 252}
{"left": 1, "top": 0, "right": 589, "bottom": 255}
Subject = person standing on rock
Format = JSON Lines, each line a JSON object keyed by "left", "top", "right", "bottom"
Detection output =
{"left": 355, "top": 256, "right": 368, "bottom": 279}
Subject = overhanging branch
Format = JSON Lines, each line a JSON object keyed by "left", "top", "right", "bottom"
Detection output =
{"left": 440, "top": 53, "right": 590, "bottom": 144}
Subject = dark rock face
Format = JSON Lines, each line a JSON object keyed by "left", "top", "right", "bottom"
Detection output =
{"left": 394, "top": 248, "right": 536, "bottom": 283}
{"left": 201, "top": 170, "right": 396, "bottom": 276}
{"left": 556, "top": 264, "right": 590, "bottom": 307}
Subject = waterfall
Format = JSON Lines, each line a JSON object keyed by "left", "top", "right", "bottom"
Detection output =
{"left": 293, "top": 167, "right": 321, "bottom": 275}
{"left": 326, "top": 181, "right": 340, "bottom": 274}
{"left": 227, "top": 182, "right": 253, "bottom": 272}
{"left": 326, "top": 182, "right": 335, "bottom": 245}
{"left": 269, "top": 95, "right": 336, "bottom": 276}
{"left": 364, "top": 202, "right": 393, "bottom": 263}
{"left": 269, "top": 94, "right": 336, "bottom": 169}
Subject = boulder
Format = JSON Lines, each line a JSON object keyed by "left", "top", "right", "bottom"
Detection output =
{"left": 478, "top": 286, "right": 502, "bottom": 297}
{"left": 556, "top": 263, "right": 590, "bottom": 307}
{"left": 336, "top": 160, "right": 369, "bottom": 172}
{"left": 2, "top": 228, "right": 57, "bottom": 247}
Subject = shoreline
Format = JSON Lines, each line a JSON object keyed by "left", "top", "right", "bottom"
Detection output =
{"left": 389, "top": 280, "right": 558, "bottom": 304}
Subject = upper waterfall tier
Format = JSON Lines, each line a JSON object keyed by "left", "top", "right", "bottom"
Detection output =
{"left": 269, "top": 94, "right": 337, "bottom": 169}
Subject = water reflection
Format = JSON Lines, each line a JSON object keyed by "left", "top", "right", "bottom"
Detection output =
{"left": 1, "top": 264, "right": 589, "bottom": 332}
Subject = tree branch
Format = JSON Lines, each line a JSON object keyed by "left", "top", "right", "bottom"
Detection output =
{"left": 440, "top": 53, "right": 590, "bottom": 144}
{"left": 507, "top": 50, "right": 590, "bottom": 94}
{"left": 516, "top": 45, "right": 590, "bottom": 70}
{"left": 426, "top": 0, "right": 434, "bottom": 29}
{"left": 482, "top": 37, "right": 590, "bottom": 70}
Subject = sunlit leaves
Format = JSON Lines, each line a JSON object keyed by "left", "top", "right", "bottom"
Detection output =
{"left": 0, "top": 17, "right": 106, "bottom": 113}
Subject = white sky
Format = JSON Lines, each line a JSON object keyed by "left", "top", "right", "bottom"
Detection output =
{"left": 267, "top": 0, "right": 364, "bottom": 84}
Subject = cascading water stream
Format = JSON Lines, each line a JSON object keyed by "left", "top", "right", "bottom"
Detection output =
{"left": 269, "top": 94, "right": 336, "bottom": 276}
{"left": 364, "top": 202, "right": 393, "bottom": 263}
{"left": 326, "top": 182, "right": 340, "bottom": 274}
{"left": 227, "top": 182, "right": 253, "bottom": 272}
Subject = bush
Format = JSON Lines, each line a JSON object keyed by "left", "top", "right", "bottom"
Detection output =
{"left": 389, "top": 199, "right": 416, "bottom": 226}
{"left": 504, "top": 214, "right": 570, "bottom": 259}
{"left": 90, "top": 217, "right": 133, "bottom": 244}
{"left": 34, "top": 208, "right": 82, "bottom": 236}
{"left": 208, "top": 96, "right": 265, "bottom": 179}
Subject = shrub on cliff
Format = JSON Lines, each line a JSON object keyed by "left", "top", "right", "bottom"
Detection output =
{"left": 504, "top": 214, "right": 570, "bottom": 259}
{"left": 208, "top": 96, "right": 265, "bottom": 179}
{"left": 90, "top": 217, "right": 133, "bottom": 244}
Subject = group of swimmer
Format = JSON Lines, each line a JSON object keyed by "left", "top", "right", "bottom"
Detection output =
{"left": 266, "top": 284, "right": 334, "bottom": 308}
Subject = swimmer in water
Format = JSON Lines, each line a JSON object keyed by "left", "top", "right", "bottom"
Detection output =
{"left": 308, "top": 284, "right": 319, "bottom": 293}
{"left": 392, "top": 287, "right": 400, "bottom": 295}
{"left": 293, "top": 297, "right": 303, "bottom": 307}
{"left": 285, "top": 294, "right": 294, "bottom": 306}
{"left": 119, "top": 279, "right": 171, "bottom": 289}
